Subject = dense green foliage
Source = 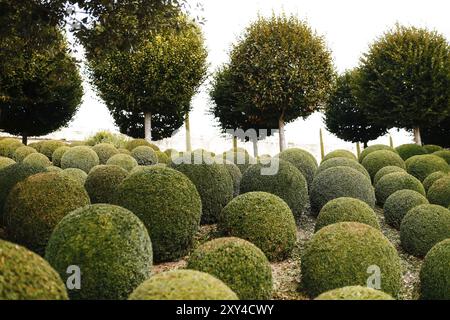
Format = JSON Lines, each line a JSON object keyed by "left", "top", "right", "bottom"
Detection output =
{"left": 373, "top": 166, "right": 406, "bottom": 186}
{"left": 278, "top": 148, "right": 318, "bottom": 188}
{"left": 427, "top": 175, "right": 450, "bottom": 208}
{"left": 155, "top": 151, "right": 169, "bottom": 164}
{"left": 423, "top": 145, "right": 443, "bottom": 154}
{"left": 405, "top": 155, "right": 449, "bottom": 182}
{"left": 85, "top": 165, "right": 128, "bottom": 204}
{"left": 423, "top": 171, "right": 448, "bottom": 192}
{"left": 60, "top": 146, "right": 100, "bottom": 173}
{"left": 322, "top": 149, "right": 357, "bottom": 162}
{"left": 420, "top": 239, "right": 450, "bottom": 300}
{"left": 0, "top": 139, "right": 23, "bottom": 158}
{"left": 358, "top": 144, "right": 395, "bottom": 162}
{"left": 125, "top": 139, "right": 159, "bottom": 151}
{"left": 421, "top": 118, "right": 450, "bottom": 148}
{"left": 315, "top": 286, "right": 394, "bottom": 300}
{"left": 12, "top": 146, "right": 37, "bottom": 162}
{"left": 131, "top": 146, "right": 158, "bottom": 166}
{"left": 60, "top": 168, "right": 88, "bottom": 185}
{"left": 22, "top": 153, "right": 52, "bottom": 168}
{"left": 106, "top": 154, "right": 138, "bottom": 172}
{"left": 433, "top": 150, "right": 450, "bottom": 164}
{"left": 383, "top": 190, "right": 429, "bottom": 229}
{"left": 316, "top": 157, "right": 370, "bottom": 181}
{"left": 361, "top": 150, "right": 405, "bottom": 181}
{"left": 0, "top": 156, "right": 15, "bottom": 169}
{"left": 375, "top": 172, "right": 425, "bottom": 205}
{"left": 222, "top": 151, "right": 256, "bottom": 174}
{"left": 223, "top": 160, "right": 242, "bottom": 197}
{"left": 92, "top": 143, "right": 119, "bottom": 164}
{"left": 51, "top": 146, "right": 70, "bottom": 167}
{"left": 395, "top": 144, "right": 427, "bottom": 160}
{"left": 39, "top": 141, "right": 66, "bottom": 160}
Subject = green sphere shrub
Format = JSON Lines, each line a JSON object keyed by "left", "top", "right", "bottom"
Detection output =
{"left": 4, "top": 172, "right": 91, "bottom": 255}
{"left": 106, "top": 154, "right": 138, "bottom": 172}
{"left": 0, "top": 138, "right": 23, "bottom": 158}
{"left": 12, "top": 146, "right": 37, "bottom": 162}
{"left": 315, "top": 286, "right": 394, "bottom": 300}
{"left": 27, "top": 141, "right": 42, "bottom": 152}
{"left": 187, "top": 237, "right": 273, "bottom": 300}
{"left": 316, "top": 157, "right": 370, "bottom": 181}
{"left": 375, "top": 172, "right": 425, "bottom": 205}
{"left": 22, "top": 153, "right": 52, "bottom": 167}
{"left": 310, "top": 166, "right": 376, "bottom": 214}
{"left": 361, "top": 150, "right": 405, "bottom": 181}
{"left": 46, "top": 166, "right": 63, "bottom": 173}
{"left": 125, "top": 139, "right": 160, "bottom": 151}
{"left": 129, "top": 270, "right": 238, "bottom": 300}
{"left": 423, "top": 145, "right": 443, "bottom": 154}
{"left": 301, "top": 222, "right": 402, "bottom": 298}
{"left": 0, "top": 239, "right": 68, "bottom": 300}
{"left": 433, "top": 150, "right": 450, "bottom": 164}
{"left": 92, "top": 143, "right": 119, "bottom": 164}
{"left": 118, "top": 148, "right": 131, "bottom": 155}
{"left": 395, "top": 144, "right": 427, "bottom": 160}
{"left": 131, "top": 146, "right": 157, "bottom": 166}
{"left": 114, "top": 166, "right": 202, "bottom": 262}
{"left": 383, "top": 190, "right": 429, "bottom": 229}
{"left": 427, "top": 175, "right": 450, "bottom": 208}
{"left": 222, "top": 151, "right": 256, "bottom": 174}
{"left": 420, "top": 239, "right": 450, "bottom": 300}
{"left": 359, "top": 144, "right": 395, "bottom": 162}
{"left": 164, "top": 148, "right": 179, "bottom": 158}
{"left": 406, "top": 154, "right": 449, "bottom": 182}
{"left": 278, "top": 148, "right": 318, "bottom": 188}
{"left": 423, "top": 171, "right": 448, "bottom": 192}
{"left": 315, "top": 197, "right": 380, "bottom": 232}
{"left": 219, "top": 192, "right": 297, "bottom": 261}
{"left": 51, "top": 146, "right": 70, "bottom": 167}
{"left": 322, "top": 149, "right": 356, "bottom": 162}
{"left": 223, "top": 160, "right": 242, "bottom": 197}
{"left": 45, "top": 204, "right": 153, "bottom": 300}
{"left": 155, "top": 151, "right": 169, "bottom": 164}
{"left": 400, "top": 204, "right": 450, "bottom": 257}
{"left": 61, "top": 146, "right": 100, "bottom": 173}
{"left": 85, "top": 165, "right": 128, "bottom": 204}
{"left": 170, "top": 153, "right": 234, "bottom": 224}
{"left": 373, "top": 166, "right": 407, "bottom": 185}
{"left": 60, "top": 168, "right": 88, "bottom": 185}
{"left": 39, "top": 141, "right": 66, "bottom": 160}
{"left": 0, "top": 156, "right": 15, "bottom": 169}
{"left": 240, "top": 159, "right": 308, "bottom": 219}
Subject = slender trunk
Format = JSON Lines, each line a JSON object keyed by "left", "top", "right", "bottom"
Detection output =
{"left": 364, "top": 141, "right": 368, "bottom": 148}
{"left": 22, "top": 134, "right": 28, "bottom": 145}
{"left": 413, "top": 127, "right": 422, "bottom": 145}
{"left": 356, "top": 142, "right": 361, "bottom": 159}
{"left": 389, "top": 135, "right": 394, "bottom": 148}
{"left": 252, "top": 137, "right": 258, "bottom": 158}
{"left": 185, "top": 113, "right": 192, "bottom": 152}
{"left": 279, "top": 116, "right": 286, "bottom": 152}
{"left": 144, "top": 112, "right": 152, "bottom": 142}
{"left": 233, "top": 136, "right": 238, "bottom": 152}
{"left": 319, "top": 128, "right": 325, "bottom": 160}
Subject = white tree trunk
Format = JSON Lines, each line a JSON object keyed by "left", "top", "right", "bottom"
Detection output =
{"left": 185, "top": 113, "right": 192, "bottom": 152}
{"left": 279, "top": 117, "right": 286, "bottom": 152}
{"left": 252, "top": 137, "right": 258, "bottom": 158}
{"left": 144, "top": 112, "right": 152, "bottom": 142}
{"left": 413, "top": 127, "right": 422, "bottom": 146}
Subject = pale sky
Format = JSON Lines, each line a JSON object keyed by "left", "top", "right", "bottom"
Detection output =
{"left": 49, "top": 0, "right": 450, "bottom": 159}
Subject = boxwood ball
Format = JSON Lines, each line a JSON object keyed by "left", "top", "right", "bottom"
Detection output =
{"left": 131, "top": 146, "right": 158, "bottom": 166}
{"left": 0, "top": 239, "right": 68, "bottom": 300}
{"left": 315, "top": 286, "right": 394, "bottom": 300}
{"left": 423, "top": 171, "right": 448, "bottom": 192}
{"left": 383, "top": 190, "right": 429, "bottom": 230}
{"left": 395, "top": 144, "right": 427, "bottom": 161}
{"left": 359, "top": 144, "right": 395, "bottom": 163}
{"left": 23, "top": 153, "right": 52, "bottom": 167}
{"left": 129, "top": 270, "right": 238, "bottom": 300}
{"left": 406, "top": 154, "right": 449, "bottom": 182}
{"left": 420, "top": 239, "right": 450, "bottom": 300}
{"left": 278, "top": 148, "right": 318, "bottom": 188}
{"left": 61, "top": 146, "right": 100, "bottom": 173}
{"left": 219, "top": 192, "right": 297, "bottom": 261}
{"left": 316, "top": 157, "right": 370, "bottom": 181}
{"left": 45, "top": 204, "right": 153, "bottom": 300}
{"left": 361, "top": 150, "right": 405, "bottom": 182}
{"left": 12, "top": 146, "right": 37, "bottom": 162}
{"left": 114, "top": 166, "right": 202, "bottom": 262}
{"left": 400, "top": 204, "right": 450, "bottom": 257}
{"left": 125, "top": 139, "right": 160, "bottom": 151}
{"left": 92, "top": 143, "right": 119, "bottom": 164}
{"left": 51, "top": 146, "right": 70, "bottom": 167}
{"left": 301, "top": 222, "right": 402, "bottom": 298}
{"left": 433, "top": 150, "right": 450, "bottom": 164}
{"left": 310, "top": 166, "right": 376, "bottom": 215}
{"left": 106, "top": 154, "right": 139, "bottom": 172}
{"left": 3, "top": 172, "right": 91, "bottom": 255}
{"left": 187, "top": 237, "right": 273, "bottom": 300}
{"left": 85, "top": 165, "right": 128, "bottom": 204}
{"left": 322, "top": 149, "right": 357, "bottom": 162}
{"left": 375, "top": 172, "right": 425, "bottom": 205}
{"left": 223, "top": 160, "right": 242, "bottom": 197}
{"left": 423, "top": 145, "right": 443, "bottom": 154}
{"left": 0, "top": 156, "right": 15, "bottom": 169}
{"left": 373, "top": 166, "right": 407, "bottom": 186}
{"left": 427, "top": 175, "right": 450, "bottom": 208}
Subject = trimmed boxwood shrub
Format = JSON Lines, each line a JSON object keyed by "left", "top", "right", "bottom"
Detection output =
{"left": 427, "top": 175, "right": 450, "bottom": 208}
{"left": 170, "top": 153, "right": 234, "bottom": 224}
{"left": 240, "top": 159, "right": 308, "bottom": 219}
{"left": 373, "top": 166, "right": 406, "bottom": 186}
{"left": 3, "top": 172, "right": 91, "bottom": 255}
{"left": 118, "top": 148, "right": 131, "bottom": 155}
{"left": 0, "top": 138, "right": 23, "bottom": 158}
{"left": 51, "top": 146, "right": 70, "bottom": 167}
{"left": 375, "top": 172, "right": 425, "bottom": 205}
{"left": 28, "top": 141, "right": 43, "bottom": 152}
{"left": 359, "top": 144, "right": 395, "bottom": 162}
{"left": 395, "top": 144, "right": 427, "bottom": 160}
{"left": 223, "top": 160, "right": 242, "bottom": 197}
{"left": 23, "top": 153, "right": 52, "bottom": 167}
{"left": 12, "top": 146, "right": 37, "bottom": 162}
{"left": 187, "top": 237, "right": 273, "bottom": 300}
{"left": 45, "top": 204, "right": 153, "bottom": 300}
{"left": 310, "top": 166, "right": 376, "bottom": 215}
{"left": 164, "top": 148, "right": 179, "bottom": 158}
{"left": 316, "top": 157, "right": 370, "bottom": 181}
{"left": 278, "top": 148, "right": 318, "bottom": 188}
{"left": 361, "top": 150, "right": 406, "bottom": 181}
{"left": 131, "top": 146, "right": 158, "bottom": 166}
{"left": 222, "top": 151, "right": 256, "bottom": 174}
{"left": 0, "top": 163, "right": 48, "bottom": 223}
{"left": 219, "top": 192, "right": 297, "bottom": 261}
{"left": 106, "top": 154, "right": 138, "bottom": 172}
{"left": 315, "top": 286, "right": 394, "bottom": 300}
{"left": 60, "top": 168, "right": 88, "bottom": 185}
{"left": 400, "top": 204, "right": 450, "bottom": 257}
{"left": 423, "top": 145, "right": 443, "bottom": 154}
{"left": 0, "top": 156, "right": 15, "bottom": 169}
{"left": 322, "top": 149, "right": 356, "bottom": 162}
{"left": 39, "top": 141, "right": 66, "bottom": 160}
{"left": 128, "top": 270, "right": 238, "bottom": 300}
{"left": 125, "top": 139, "right": 160, "bottom": 151}
{"left": 61, "top": 146, "right": 100, "bottom": 173}
{"left": 0, "top": 239, "right": 68, "bottom": 300}
{"left": 315, "top": 197, "right": 380, "bottom": 232}
{"left": 46, "top": 166, "right": 63, "bottom": 173}
{"left": 420, "top": 239, "right": 450, "bottom": 300}
{"left": 384, "top": 190, "right": 429, "bottom": 230}
{"left": 301, "top": 222, "right": 402, "bottom": 298}
{"left": 433, "top": 150, "right": 450, "bottom": 164}
{"left": 155, "top": 151, "right": 169, "bottom": 164}
{"left": 85, "top": 165, "right": 128, "bottom": 204}
{"left": 406, "top": 155, "right": 449, "bottom": 182}
{"left": 114, "top": 166, "right": 201, "bottom": 262}
{"left": 92, "top": 143, "right": 119, "bottom": 164}
{"left": 423, "top": 171, "right": 448, "bottom": 192}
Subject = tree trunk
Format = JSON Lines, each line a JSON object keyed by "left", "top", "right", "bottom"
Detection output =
{"left": 389, "top": 135, "right": 394, "bottom": 148}
{"left": 364, "top": 141, "right": 368, "bottom": 148}
{"left": 279, "top": 116, "right": 286, "bottom": 152}
{"left": 144, "top": 112, "right": 152, "bottom": 142}
{"left": 319, "top": 128, "right": 325, "bottom": 161}
{"left": 22, "top": 134, "right": 28, "bottom": 145}
{"left": 413, "top": 127, "right": 422, "bottom": 145}
{"left": 356, "top": 142, "right": 361, "bottom": 159}
{"left": 233, "top": 136, "right": 237, "bottom": 152}
{"left": 252, "top": 137, "right": 258, "bottom": 158}
{"left": 185, "top": 113, "right": 192, "bottom": 152}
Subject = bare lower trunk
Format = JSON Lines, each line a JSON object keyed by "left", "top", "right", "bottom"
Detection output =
{"left": 364, "top": 141, "right": 368, "bottom": 148}
{"left": 252, "top": 137, "right": 258, "bottom": 158}
{"left": 144, "top": 112, "right": 152, "bottom": 142}
{"left": 319, "top": 128, "right": 325, "bottom": 160}
{"left": 233, "top": 136, "right": 237, "bottom": 152}
{"left": 22, "top": 134, "right": 28, "bottom": 145}
{"left": 389, "top": 135, "right": 394, "bottom": 148}
{"left": 279, "top": 117, "right": 286, "bottom": 152}
{"left": 185, "top": 113, "right": 192, "bottom": 152}
{"left": 356, "top": 142, "right": 361, "bottom": 159}
{"left": 413, "top": 127, "right": 422, "bottom": 145}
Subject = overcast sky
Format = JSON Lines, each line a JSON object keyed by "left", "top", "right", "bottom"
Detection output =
{"left": 51, "top": 0, "right": 450, "bottom": 157}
